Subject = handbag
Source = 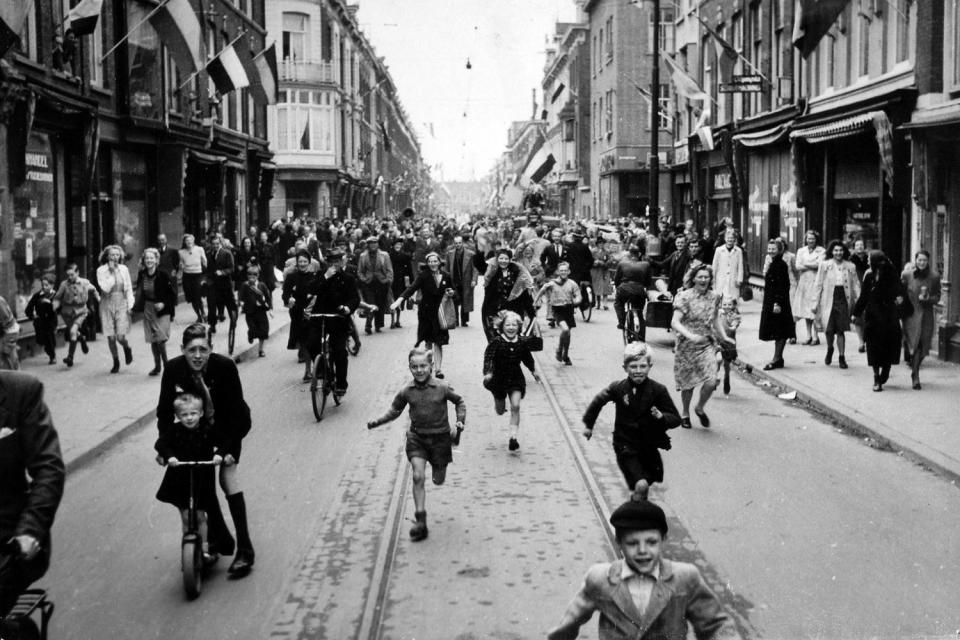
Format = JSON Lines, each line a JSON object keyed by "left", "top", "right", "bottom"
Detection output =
{"left": 520, "top": 318, "right": 543, "bottom": 352}
{"left": 739, "top": 282, "right": 753, "bottom": 302}
{"left": 437, "top": 293, "right": 458, "bottom": 330}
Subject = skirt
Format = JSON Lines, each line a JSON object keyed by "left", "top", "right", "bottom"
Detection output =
{"left": 826, "top": 286, "right": 851, "bottom": 334}
{"left": 182, "top": 272, "right": 205, "bottom": 304}
{"left": 246, "top": 310, "right": 269, "bottom": 341}
{"left": 100, "top": 291, "right": 130, "bottom": 337}
{"left": 142, "top": 301, "right": 171, "bottom": 343}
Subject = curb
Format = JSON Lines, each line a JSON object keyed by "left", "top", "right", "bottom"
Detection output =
{"left": 734, "top": 358, "right": 960, "bottom": 486}
{"left": 65, "top": 321, "right": 291, "bottom": 475}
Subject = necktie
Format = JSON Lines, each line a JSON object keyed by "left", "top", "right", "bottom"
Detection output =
{"left": 193, "top": 372, "right": 215, "bottom": 422}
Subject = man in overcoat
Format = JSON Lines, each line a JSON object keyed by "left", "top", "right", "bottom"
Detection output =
{"left": 445, "top": 235, "right": 476, "bottom": 327}
{"left": 357, "top": 237, "right": 393, "bottom": 334}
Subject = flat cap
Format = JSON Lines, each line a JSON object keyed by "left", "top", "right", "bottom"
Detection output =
{"left": 609, "top": 498, "right": 667, "bottom": 535}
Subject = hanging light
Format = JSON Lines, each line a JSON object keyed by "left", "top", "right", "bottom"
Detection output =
{"left": 465, "top": 58, "right": 472, "bottom": 70}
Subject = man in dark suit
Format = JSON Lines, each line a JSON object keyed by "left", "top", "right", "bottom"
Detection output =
{"left": 156, "top": 323, "right": 255, "bottom": 577}
{"left": 206, "top": 234, "right": 238, "bottom": 345}
{"left": 305, "top": 249, "right": 360, "bottom": 395}
{"left": 0, "top": 372, "right": 65, "bottom": 618}
{"left": 540, "top": 228, "right": 567, "bottom": 278}
{"left": 445, "top": 235, "right": 476, "bottom": 327}
{"left": 157, "top": 233, "right": 181, "bottom": 297}
{"left": 564, "top": 230, "right": 595, "bottom": 288}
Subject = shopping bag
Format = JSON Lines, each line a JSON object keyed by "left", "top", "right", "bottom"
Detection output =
{"left": 437, "top": 293, "right": 458, "bottom": 330}
{"left": 520, "top": 318, "right": 543, "bottom": 352}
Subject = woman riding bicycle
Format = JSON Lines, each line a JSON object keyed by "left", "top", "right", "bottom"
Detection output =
{"left": 304, "top": 249, "right": 360, "bottom": 396}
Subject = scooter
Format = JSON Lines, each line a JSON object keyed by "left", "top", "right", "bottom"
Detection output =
{"left": 171, "top": 460, "right": 222, "bottom": 599}
{"left": 0, "top": 541, "right": 54, "bottom": 640}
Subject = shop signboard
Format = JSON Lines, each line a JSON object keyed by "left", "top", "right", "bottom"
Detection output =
{"left": 719, "top": 74, "right": 764, "bottom": 93}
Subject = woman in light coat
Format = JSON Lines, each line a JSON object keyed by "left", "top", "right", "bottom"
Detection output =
{"left": 901, "top": 250, "right": 941, "bottom": 390}
{"left": 792, "top": 230, "right": 825, "bottom": 345}
{"left": 711, "top": 228, "right": 744, "bottom": 301}
{"left": 812, "top": 239, "right": 860, "bottom": 369}
{"left": 97, "top": 244, "right": 136, "bottom": 373}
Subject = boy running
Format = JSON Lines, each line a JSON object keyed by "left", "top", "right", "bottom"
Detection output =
{"left": 238, "top": 265, "right": 272, "bottom": 357}
{"left": 367, "top": 347, "right": 466, "bottom": 541}
{"left": 534, "top": 261, "right": 582, "bottom": 365}
{"left": 582, "top": 343, "right": 681, "bottom": 501}
{"left": 25, "top": 275, "right": 58, "bottom": 364}
{"left": 52, "top": 263, "right": 99, "bottom": 368}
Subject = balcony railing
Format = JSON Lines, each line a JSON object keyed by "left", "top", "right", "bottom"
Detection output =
{"left": 280, "top": 59, "right": 336, "bottom": 84}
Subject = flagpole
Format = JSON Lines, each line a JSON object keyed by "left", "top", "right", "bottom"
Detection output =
{"left": 649, "top": 0, "right": 661, "bottom": 238}
{"left": 178, "top": 30, "right": 247, "bottom": 92}
{"left": 691, "top": 13, "right": 771, "bottom": 85}
{"left": 99, "top": 0, "right": 171, "bottom": 63}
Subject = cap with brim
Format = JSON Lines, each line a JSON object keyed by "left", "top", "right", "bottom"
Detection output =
{"left": 326, "top": 249, "right": 345, "bottom": 260}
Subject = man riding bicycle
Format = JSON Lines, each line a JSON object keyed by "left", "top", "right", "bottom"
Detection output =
{"left": 0, "top": 372, "right": 65, "bottom": 629}
{"left": 304, "top": 249, "right": 360, "bottom": 396}
{"left": 613, "top": 244, "right": 653, "bottom": 339}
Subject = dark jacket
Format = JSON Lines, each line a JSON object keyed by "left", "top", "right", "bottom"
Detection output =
{"left": 541, "top": 242, "right": 567, "bottom": 277}
{"left": 852, "top": 266, "right": 903, "bottom": 367}
{"left": 133, "top": 268, "right": 177, "bottom": 318}
{"left": 759, "top": 255, "right": 795, "bottom": 342}
{"left": 156, "top": 353, "right": 252, "bottom": 458}
{"left": 158, "top": 245, "right": 181, "bottom": 276}
{"left": 564, "top": 240, "right": 595, "bottom": 283}
{"left": 25, "top": 290, "right": 58, "bottom": 333}
{"left": 582, "top": 377, "right": 681, "bottom": 452}
{"left": 306, "top": 269, "right": 361, "bottom": 317}
{"left": 0, "top": 373, "right": 65, "bottom": 546}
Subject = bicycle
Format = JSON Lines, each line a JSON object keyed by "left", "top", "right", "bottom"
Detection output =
{"left": 0, "top": 542, "right": 54, "bottom": 640}
{"left": 622, "top": 300, "right": 646, "bottom": 345}
{"left": 171, "top": 459, "right": 222, "bottom": 600}
{"left": 306, "top": 313, "right": 345, "bottom": 421}
{"left": 579, "top": 281, "right": 594, "bottom": 322}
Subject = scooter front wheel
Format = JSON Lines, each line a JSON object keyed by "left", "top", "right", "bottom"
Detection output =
{"left": 181, "top": 537, "right": 203, "bottom": 599}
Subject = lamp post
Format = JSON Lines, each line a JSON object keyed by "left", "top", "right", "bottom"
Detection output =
{"left": 649, "top": 0, "right": 661, "bottom": 239}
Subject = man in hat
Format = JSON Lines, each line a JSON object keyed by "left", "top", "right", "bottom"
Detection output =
{"left": 548, "top": 490, "right": 738, "bottom": 640}
{"left": 445, "top": 235, "right": 475, "bottom": 327}
{"left": 357, "top": 236, "right": 393, "bottom": 334}
{"left": 582, "top": 343, "right": 680, "bottom": 500}
{"left": 304, "top": 249, "right": 360, "bottom": 395}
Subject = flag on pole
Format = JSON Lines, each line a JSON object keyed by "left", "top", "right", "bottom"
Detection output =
{"left": 148, "top": 0, "right": 203, "bottom": 75}
{"left": 661, "top": 54, "right": 711, "bottom": 103}
{"left": 207, "top": 44, "right": 249, "bottom": 94}
{"left": 792, "top": 0, "right": 851, "bottom": 59}
{"left": 695, "top": 17, "right": 738, "bottom": 83}
{"left": 0, "top": 2, "right": 30, "bottom": 57}
{"left": 632, "top": 82, "right": 673, "bottom": 125}
{"left": 239, "top": 42, "right": 278, "bottom": 105}
{"left": 379, "top": 121, "right": 392, "bottom": 153}
{"left": 694, "top": 106, "right": 714, "bottom": 150}
{"left": 67, "top": 0, "right": 103, "bottom": 36}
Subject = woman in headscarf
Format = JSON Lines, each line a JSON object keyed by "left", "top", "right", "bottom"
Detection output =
{"left": 852, "top": 251, "right": 903, "bottom": 392}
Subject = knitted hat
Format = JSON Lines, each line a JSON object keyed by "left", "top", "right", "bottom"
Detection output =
{"left": 609, "top": 498, "right": 667, "bottom": 536}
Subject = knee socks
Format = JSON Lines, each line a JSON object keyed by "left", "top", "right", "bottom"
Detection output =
{"left": 226, "top": 492, "right": 253, "bottom": 552}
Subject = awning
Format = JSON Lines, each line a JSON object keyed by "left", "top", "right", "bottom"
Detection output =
{"left": 224, "top": 159, "right": 245, "bottom": 171}
{"left": 733, "top": 123, "right": 790, "bottom": 148}
{"left": 789, "top": 111, "right": 880, "bottom": 144}
{"left": 260, "top": 161, "right": 277, "bottom": 171}
{"left": 791, "top": 110, "right": 895, "bottom": 193}
{"left": 188, "top": 149, "right": 226, "bottom": 165}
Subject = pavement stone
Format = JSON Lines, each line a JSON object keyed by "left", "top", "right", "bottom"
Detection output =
{"left": 731, "top": 300, "right": 960, "bottom": 483}
{"left": 15, "top": 290, "right": 290, "bottom": 472}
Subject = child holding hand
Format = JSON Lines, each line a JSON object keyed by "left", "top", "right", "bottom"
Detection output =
{"left": 367, "top": 347, "right": 466, "bottom": 542}
{"left": 483, "top": 311, "right": 541, "bottom": 452}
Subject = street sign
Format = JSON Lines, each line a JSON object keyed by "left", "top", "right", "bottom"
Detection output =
{"left": 720, "top": 74, "right": 764, "bottom": 93}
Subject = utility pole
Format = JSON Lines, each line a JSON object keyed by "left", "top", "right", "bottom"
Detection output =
{"left": 649, "top": 0, "right": 661, "bottom": 238}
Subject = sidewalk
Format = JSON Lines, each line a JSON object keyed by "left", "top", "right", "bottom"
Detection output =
{"left": 16, "top": 290, "right": 290, "bottom": 472}
{"left": 732, "top": 300, "right": 960, "bottom": 482}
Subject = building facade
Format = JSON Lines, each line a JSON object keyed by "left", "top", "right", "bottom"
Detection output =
{"left": 1, "top": 0, "right": 272, "bottom": 332}
{"left": 265, "top": 0, "right": 424, "bottom": 221}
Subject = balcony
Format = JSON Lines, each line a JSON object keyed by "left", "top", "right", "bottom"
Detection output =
{"left": 280, "top": 59, "right": 336, "bottom": 85}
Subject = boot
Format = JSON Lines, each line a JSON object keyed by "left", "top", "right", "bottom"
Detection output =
{"left": 79, "top": 334, "right": 89, "bottom": 354}
{"left": 409, "top": 510, "right": 428, "bottom": 542}
{"left": 122, "top": 343, "right": 133, "bottom": 365}
{"left": 110, "top": 357, "right": 120, "bottom": 374}
{"left": 227, "top": 492, "right": 255, "bottom": 577}
{"left": 149, "top": 344, "right": 162, "bottom": 376}
{"left": 63, "top": 340, "right": 77, "bottom": 367}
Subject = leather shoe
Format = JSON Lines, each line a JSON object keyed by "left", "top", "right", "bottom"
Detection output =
{"left": 763, "top": 359, "right": 784, "bottom": 370}
{"left": 825, "top": 345, "right": 834, "bottom": 365}
{"left": 228, "top": 549, "right": 254, "bottom": 577}
{"left": 838, "top": 356, "right": 848, "bottom": 369}
{"left": 694, "top": 409, "right": 710, "bottom": 428}
{"left": 680, "top": 416, "right": 692, "bottom": 429}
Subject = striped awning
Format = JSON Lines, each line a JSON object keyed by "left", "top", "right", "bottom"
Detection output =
{"left": 733, "top": 123, "right": 790, "bottom": 148}
{"left": 789, "top": 111, "right": 879, "bottom": 144}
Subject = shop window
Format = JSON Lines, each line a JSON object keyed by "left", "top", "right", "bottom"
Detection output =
{"left": 127, "top": 0, "right": 163, "bottom": 120}
{"left": 112, "top": 150, "right": 147, "bottom": 271}
{"left": 12, "top": 133, "right": 58, "bottom": 319}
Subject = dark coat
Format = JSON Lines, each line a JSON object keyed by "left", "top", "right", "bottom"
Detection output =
{"left": 852, "top": 267, "right": 902, "bottom": 366}
{"left": 759, "top": 255, "right": 796, "bottom": 341}
{"left": 0, "top": 373, "right": 64, "bottom": 547}
{"left": 158, "top": 245, "right": 181, "bottom": 277}
{"left": 388, "top": 249, "right": 414, "bottom": 298}
{"left": 133, "top": 268, "right": 177, "bottom": 318}
{"left": 157, "top": 353, "right": 252, "bottom": 459}
{"left": 25, "top": 290, "right": 58, "bottom": 334}
{"left": 564, "top": 240, "right": 595, "bottom": 284}
{"left": 282, "top": 269, "right": 316, "bottom": 349}
{"left": 154, "top": 418, "right": 219, "bottom": 511}
{"left": 401, "top": 268, "right": 454, "bottom": 346}
{"left": 445, "top": 246, "right": 476, "bottom": 312}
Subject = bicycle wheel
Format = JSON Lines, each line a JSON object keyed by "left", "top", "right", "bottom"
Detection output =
{"left": 311, "top": 354, "right": 328, "bottom": 421}
{"left": 625, "top": 309, "right": 637, "bottom": 344}
{"left": 181, "top": 536, "right": 203, "bottom": 599}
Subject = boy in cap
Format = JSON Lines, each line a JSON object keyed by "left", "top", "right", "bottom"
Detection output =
{"left": 582, "top": 343, "right": 681, "bottom": 501}
{"left": 548, "top": 491, "right": 739, "bottom": 640}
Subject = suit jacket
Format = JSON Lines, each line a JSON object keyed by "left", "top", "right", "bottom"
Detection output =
{"left": 156, "top": 353, "right": 252, "bottom": 458}
{"left": 541, "top": 243, "right": 567, "bottom": 277}
{"left": 565, "top": 240, "right": 595, "bottom": 284}
{"left": 0, "top": 372, "right": 65, "bottom": 545}
{"left": 158, "top": 246, "right": 181, "bottom": 276}
{"left": 548, "top": 559, "right": 739, "bottom": 640}
{"left": 446, "top": 246, "right": 476, "bottom": 311}
{"left": 357, "top": 250, "right": 394, "bottom": 285}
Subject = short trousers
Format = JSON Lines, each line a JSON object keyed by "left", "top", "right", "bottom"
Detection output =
{"left": 552, "top": 304, "right": 576, "bottom": 328}
{"left": 614, "top": 443, "right": 664, "bottom": 486}
{"left": 60, "top": 307, "right": 88, "bottom": 332}
{"left": 405, "top": 429, "right": 453, "bottom": 468}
